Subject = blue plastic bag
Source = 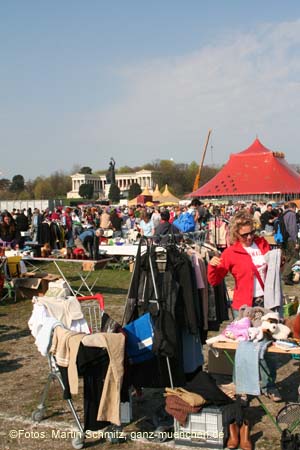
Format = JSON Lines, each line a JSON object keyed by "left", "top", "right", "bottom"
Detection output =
{"left": 173, "top": 212, "right": 195, "bottom": 232}
{"left": 123, "top": 313, "right": 155, "bottom": 364}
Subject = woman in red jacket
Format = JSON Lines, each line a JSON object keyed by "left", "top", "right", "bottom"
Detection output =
{"left": 208, "top": 211, "right": 270, "bottom": 312}
{"left": 208, "top": 211, "right": 281, "bottom": 402}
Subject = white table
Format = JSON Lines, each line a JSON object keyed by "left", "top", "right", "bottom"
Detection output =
{"left": 98, "top": 244, "right": 146, "bottom": 257}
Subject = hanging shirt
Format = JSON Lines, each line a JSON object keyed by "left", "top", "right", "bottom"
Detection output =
{"left": 244, "top": 243, "right": 267, "bottom": 297}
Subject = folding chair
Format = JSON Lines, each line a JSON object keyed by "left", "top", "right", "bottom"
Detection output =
{"left": 1, "top": 256, "right": 24, "bottom": 302}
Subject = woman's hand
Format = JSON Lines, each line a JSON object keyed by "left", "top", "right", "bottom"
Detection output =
{"left": 209, "top": 256, "right": 222, "bottom": 267}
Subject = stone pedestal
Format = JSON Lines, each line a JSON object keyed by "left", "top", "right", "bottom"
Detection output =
{"left": 105, "top": 184, "right": 111, "bottom": 199}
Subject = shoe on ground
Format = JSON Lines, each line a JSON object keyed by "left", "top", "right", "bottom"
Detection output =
{"left": 264, "top": 387, "right": 282, "bottom": 402}
{"left": 284, "top": 280, "right": 294, "bottom": 286}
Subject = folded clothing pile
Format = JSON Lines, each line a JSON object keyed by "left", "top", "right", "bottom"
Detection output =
{"left": 164, "top": 387, "right": 206, "bottom": 426}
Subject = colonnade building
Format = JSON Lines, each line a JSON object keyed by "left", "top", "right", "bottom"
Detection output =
{"left": 67, "top": 169, "right": 154, "bottom": 199}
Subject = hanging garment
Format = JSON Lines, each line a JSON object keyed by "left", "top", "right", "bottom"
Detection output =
{"left": 82, "top": 333, "right": 125, "bottom": 426}
{"left": 36, "top": 296, "right": 84, "bottom": 329}
{"left": 50, "top": 326, "right": 86, "bottom": 394}
{"left": 234, "top": 340, "right": 260, "bottom": 396}
{"left": 122, "top": 240, "right": 217, "bottom": 387}
{"left": 263, "top": 248, "right": 283, "bottom": 310}
{"left": 234, "top": 339, "right": 272, "bottom": 396}
{"left": 181, "top": 328, "right": 204, "bottom": 373}
{"left": 50, "top": 221, "right": 62, "bottom": 249}
{"left": 76, "top": 343, "right": 110, "bottom": 431}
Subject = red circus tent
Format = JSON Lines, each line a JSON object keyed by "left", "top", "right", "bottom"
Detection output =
{"left": 189, "top": 138, "right": 300, "bottom": 199}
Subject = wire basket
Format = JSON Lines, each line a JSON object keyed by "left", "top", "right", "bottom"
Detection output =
{"left": 77, "top": 295, "right": 105, "bottom": 334}
{"left": 277, "top": 403, "right": 300, "bottom": 433}
{"left": 80, "top": 301, "right": 103, "bottom": 333}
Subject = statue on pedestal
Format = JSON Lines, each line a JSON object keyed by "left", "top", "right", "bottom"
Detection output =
{"left": 106, "top": 157, "right": 116, "bottom": 185}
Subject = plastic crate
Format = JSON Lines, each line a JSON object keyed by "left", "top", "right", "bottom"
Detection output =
{"left": 120, "top": 401, "right": 132, "bottom": 424}
{"left": 174, "top": 405, "right": 225, "bottom": 448}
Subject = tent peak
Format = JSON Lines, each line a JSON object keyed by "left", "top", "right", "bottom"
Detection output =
{"left": 238, "top": 138, "right": 273, "bottom": 155}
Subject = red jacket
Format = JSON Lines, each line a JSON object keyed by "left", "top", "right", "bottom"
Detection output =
{"left": 207, "top": 237, "right": 270, "bottom": 310}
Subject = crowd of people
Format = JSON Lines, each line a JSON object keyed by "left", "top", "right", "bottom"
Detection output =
{"left": 0, "top": 202, "right": 209, "bottom": 254}
{"left": 0, "top": 200, "right": 299, "bottom": 271}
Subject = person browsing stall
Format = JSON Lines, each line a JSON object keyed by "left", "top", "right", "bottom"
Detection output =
{"left": 208, "top": 211, "right": 270, "bottom": 312}
{"left": 0, "top": 211, "right": 21, "bottom": 249}
{"left": 154, "top": 210, "right": 180, "bottom": 244}
{"left": 138, "top": 212, "right": 154, "bottom": 237}
{"left": 281, "top": 202, "right": 299, "bottom": 285}
{"left": 207, "top": 211, "right": 282, "bottom": 402}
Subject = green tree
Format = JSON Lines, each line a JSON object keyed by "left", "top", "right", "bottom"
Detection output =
{"left": 79, "top": 166, "right": 92, "bottom": 174}
{"left": 128, "top": 182, "right": 142, "bottom": 200}
{"left": 25, "top": 179, "right": 35, "bottom": 198}
{"left": 48, "top": 171, "right": 72, "bottom": 197}
{"left": 0, "top": 190, "right": 14, "bottom": 200}
{"left": 18, "top": 190, "right": 31, "bottom": 200}
{"left": 118, "top": 166, "right": 135, "bottom": 174}
{"left": 0, "top": 178, "right": 10, "bottom": 191}
{"left": 30, "top": 171, "right": 71, "bottom": 199}
{"left": 108, "top": 183, "right": 120, "bottom": 203}
{"left": 142, "top": 159, "right": 220, "bottom": 196}
{"left": 9, "top": 174, "right": 25, "bottom": 193}
{"left": 79, "top": 183, "right": 94, "bottom": 199}
{"left": 33, "top": 178, "right": 54, "bottom": 199}
{"left": 200, "top": 165, "right": 220, "bottom": 187}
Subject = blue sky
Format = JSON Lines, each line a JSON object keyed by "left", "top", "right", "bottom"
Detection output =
{"left": 1, "top": 1, "right": 300, "bottom": 180}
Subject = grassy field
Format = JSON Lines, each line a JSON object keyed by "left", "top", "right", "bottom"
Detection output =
{"left": 0, "top": 261, "right": 299, "bottom": 450}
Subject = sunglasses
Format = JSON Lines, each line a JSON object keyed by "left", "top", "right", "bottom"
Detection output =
{"left": 239, "top": 230, "right": 256, "bottom": 238}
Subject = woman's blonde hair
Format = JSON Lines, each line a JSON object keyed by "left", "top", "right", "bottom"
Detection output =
{"left": 229, "top": 211, "right": 255, "bottom": 244}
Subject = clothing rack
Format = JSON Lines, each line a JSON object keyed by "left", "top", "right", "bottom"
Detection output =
{"left": 122, "top": 236, "right": 175, "bottom": 387}
{"left": 122, "top": 235, "right": 210, "bottom": 390}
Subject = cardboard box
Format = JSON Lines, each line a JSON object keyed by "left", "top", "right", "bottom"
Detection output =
{"left": 207, "top": 347, "right": 235, "bottom": 376}
{"left": 16, "top": 273, "right": 60, "bottom": 299}
{"left": 81, "top": 259, "right": 111, "bottom": 271}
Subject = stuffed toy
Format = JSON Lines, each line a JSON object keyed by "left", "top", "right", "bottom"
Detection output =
{"left": 248, "top": 311, "right": 292, "bottom": 342}
{"left": 252, "top": 306, "right": 268, "bottom": 327}
{"left": 238, "top": 305, "right": 269, "bottom": 327}
{"left": 221, "top": 317, "right": 251, "bottom": 341}
{"left": 261, "top": 312, "right": 280, "bottom": 322}
{"left": 248, "top": 327, "right": 262, "bottom": 342}
{"left": 272, "top": 323, "right": 292, "bottom": 340}
{"left": 258, "top": 320, "right": 278, "bottom": 340}
{"left": 206, "top": 317, "right": 251, "bottom": 345}
{"left": 238, "top": 304, "right": 252, "bottom": 320}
